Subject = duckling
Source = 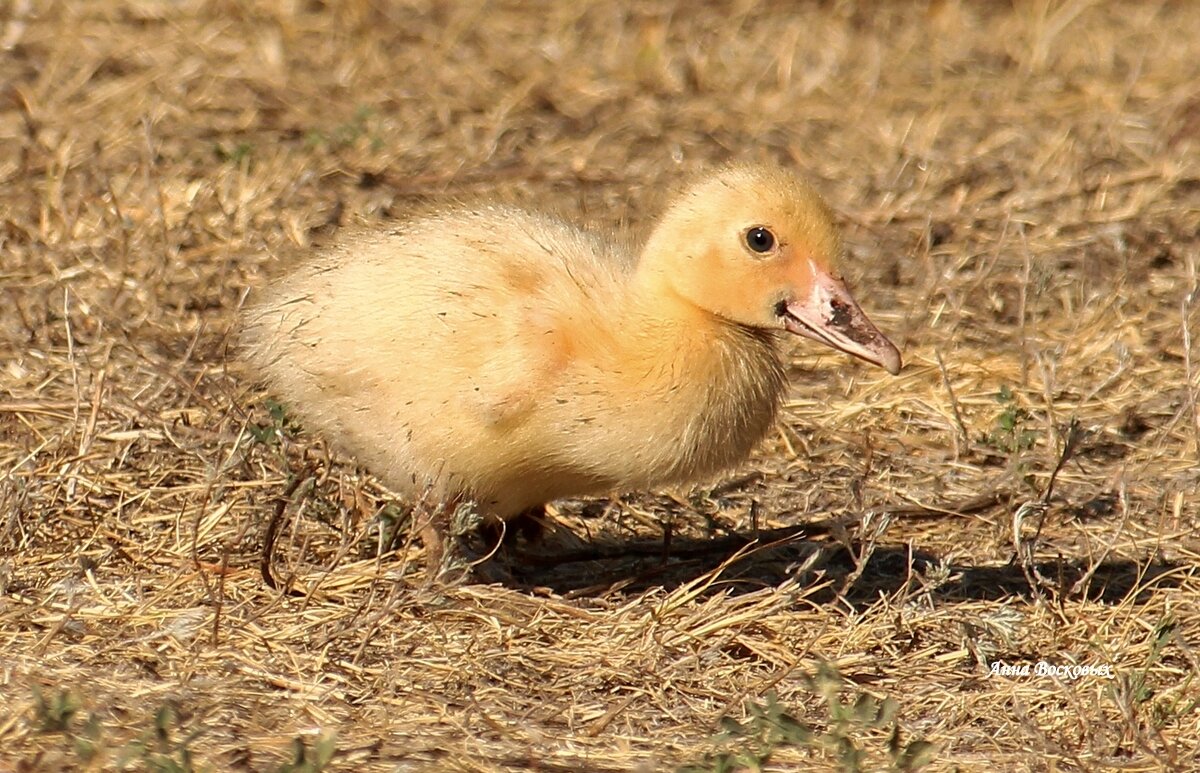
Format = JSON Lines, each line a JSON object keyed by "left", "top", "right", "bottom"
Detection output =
{"left": 243, "top": 163, "right": 902, "bottom": 580}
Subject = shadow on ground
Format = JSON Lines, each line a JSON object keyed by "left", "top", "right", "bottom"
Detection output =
{"left": 505, "top": 526, "right": 1186, "bottom": 606}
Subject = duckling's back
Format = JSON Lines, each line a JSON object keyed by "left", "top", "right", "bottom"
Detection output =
{"left": 243, "top": 206, "right": 631, "bottom": 511}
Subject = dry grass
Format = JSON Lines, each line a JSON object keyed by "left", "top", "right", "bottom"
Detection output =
{"left": 2, "top": 1, "right": 1200, "bottom": 770}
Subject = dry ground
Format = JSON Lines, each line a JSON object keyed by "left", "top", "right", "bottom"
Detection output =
{"left": 2, "top": 1, "right": 1200, "bottom": 770}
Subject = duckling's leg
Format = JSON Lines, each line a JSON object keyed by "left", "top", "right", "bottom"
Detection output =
{"left": 419, "top": 499, "right": 519, "bottom": 586}
{"left": 417, "top": 499, "right": 456, "bottom": 587}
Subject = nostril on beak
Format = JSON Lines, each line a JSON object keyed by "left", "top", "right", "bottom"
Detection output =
{"left": 829, "top": 298, "right": 852, "bottom": 327}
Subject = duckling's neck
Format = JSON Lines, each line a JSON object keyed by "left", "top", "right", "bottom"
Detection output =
{"left": 612, "top": 267, "right": 787, "bottom": 482}
{"left": 623, "top": 268, "right": 782, "bottom": 381}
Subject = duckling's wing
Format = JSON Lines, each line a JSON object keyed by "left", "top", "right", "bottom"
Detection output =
{"left": 243, "top": 207, "right": 623, "bottom": 464}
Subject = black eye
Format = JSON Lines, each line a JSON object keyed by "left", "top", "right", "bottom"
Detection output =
{"left": 746, "top": 226, "right": 775, "bottom": 253}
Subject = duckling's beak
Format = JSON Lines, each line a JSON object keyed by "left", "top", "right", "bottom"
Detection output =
{"left": 780, "top": 270, "right": 902, "bottom": 375}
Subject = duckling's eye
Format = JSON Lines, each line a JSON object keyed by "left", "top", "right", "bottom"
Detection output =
{"left": 745, "top": 227, "right": 776, "bottom": 254}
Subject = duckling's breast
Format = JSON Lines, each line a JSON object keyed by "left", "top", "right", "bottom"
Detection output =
{"left": 667, "top": 326, "right": 786, "bottom": 481}
{"left": 535, "top": 321, "right": 787, "bottom": 497}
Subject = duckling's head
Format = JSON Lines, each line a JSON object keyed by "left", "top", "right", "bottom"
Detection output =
{"left": 640, "top": 164, "right": 902, "bottom": 375}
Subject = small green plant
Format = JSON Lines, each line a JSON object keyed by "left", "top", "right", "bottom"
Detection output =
{"left": 33, "top": 687, "right": 103, "bottom": 763}
{"left": 250, "top": 398, "right": 300, "bottom": 446}
{"left": 683, "top": 691, "right": 812, "bottom": 772}
{"left": 681, "top": 663, "right": 935, "bottom": 772}
{"left": 33, "top": 690, "right": 200, "bottom": 771}
{"left": 33, "top": 686, "right": 82, "bottom": 733}
{"left": 113, "top": 704, "right": 203, "bottom": 772}
{"left": 364, "top": 502, "right": 412, "bottom": 557}
{"left": 305, "top": 105, "right": 383, "bottom": 151}
{"left": 30, "top": 687, "right": 337, "bottom": 771}
{"left": 984, "top": 385, "right": 1038, "bottom": 454}
{"left": 1137, "top": 617, "right": 1198, "bottom": 731}
{"left": 1121, "top": 616, "right": 1176, "bottom": 707}
{"left": 1105, "top": 614, "right": 1199, "bottom": 747}
{"left": 213, "top": 141, "right": 253, "bottom": 164}
{"left": 276, "top": 733, "right": 337, "bottom": 773}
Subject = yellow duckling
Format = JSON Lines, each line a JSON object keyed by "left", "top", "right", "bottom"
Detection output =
{"left": 243, "top": 163, "right": 902, "bottom": 578}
